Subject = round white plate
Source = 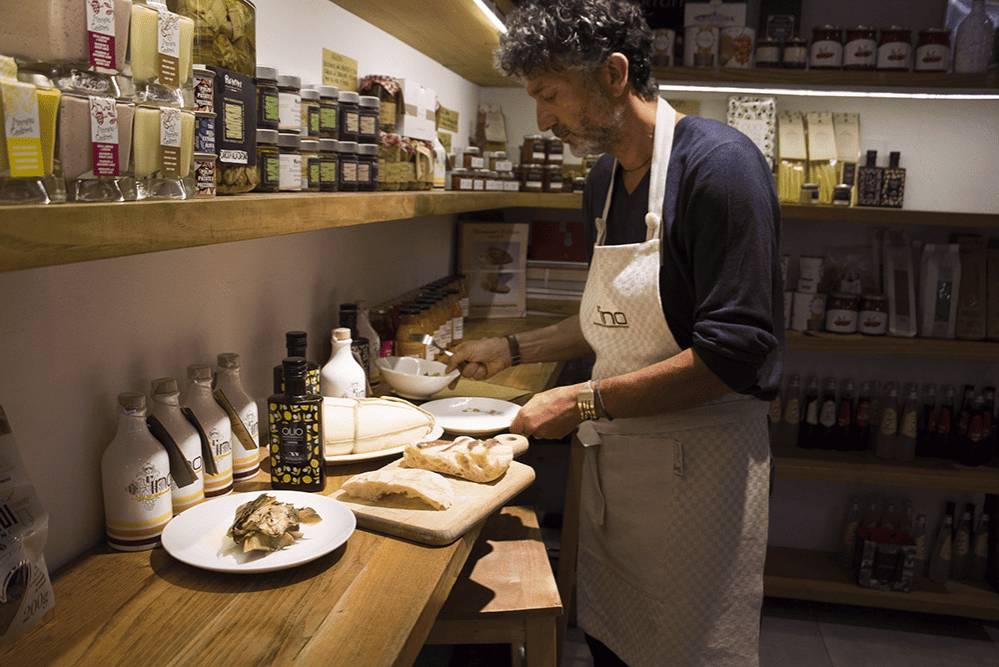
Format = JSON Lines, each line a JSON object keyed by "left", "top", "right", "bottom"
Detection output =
{"left": 420, "top": 397, "right": 521, "bottom": 435}
{"left": 324, "top": 424, "right": 443, "bottom": 464}
{"left": 161, "top": 490, "right": 355, "bottom": 573}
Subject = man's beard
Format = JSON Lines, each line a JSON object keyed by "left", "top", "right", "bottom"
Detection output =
{"left": 554, "top": 89, "right": 625, "bottom": 158}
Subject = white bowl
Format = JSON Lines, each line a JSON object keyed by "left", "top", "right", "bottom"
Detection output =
{"left": 375, "top": 356, "right": 460, "bottom": 400}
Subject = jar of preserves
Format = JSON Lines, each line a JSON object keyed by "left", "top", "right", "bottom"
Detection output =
{"left": 359, "top": 76, "right": 400, "bottom": 132}
{"left": 316, "top": 85, "right": 339, "bottom": 139}
{"left": 357, "top": 95, "right": 380, "bottom": 144}
{"left": 825, "top": 293, "right": 860, "bottom": 334}
{"left": 490, "top": 151, "right": 512, "bottom": 172}
{"left": 485, "top": 170, "right": 504, "bottom": 192}
{"left": 521, "top": 134, "right": 546, "bottom": 164}
{"left": 337, "top": 140, "right": 358, "bottom": 191}
{"left": 254, "top": 129, "right": 280, "bottom": 192}
{"left": 572, "top": 176, "right": 585, "bottom": 193}
{"left": 858, "top": 295, "right": 889, "bottom": 335}
{"left": 277, "top": 74, "right": 301, "bottom": 134}
{"left": 915, "top": 28, "right": 951, "bottom": 72}
{"left": 300, "top": 138, "right": 320, "bottom": 192}
{"left": 472, "top": 169, "right": 486, "bottom": 191}
{"left": 300, "top": 88, "right": 320, "bottom": 138}
{"left": 877, "top": 27, "right": 912, "bottom": 71}
{"left": 843, "top": 27, "right": 877, "bottom": 70}
{"left": 319, "top": 138, "right": 339, "bottom": 192}
{"left": 545, "top": 137, "right": 564, "bottom": 164}
{"left": 357, "top": 143, "right": 379, "bottom": 191}
{"left": 277, "top": 132, "right": 301, "bottom": 192}
{"left": 451, "top": 167, "right": 472, "bottom": 191}
{"left": 782, "top": 37, "right": 808, "bottom": 69}
{"left": 799, "top": 182, "right": 819, "bottom": 204}
{"left": 462, "top": 147, "right": 484, "bottom": 169}
{"left": 755, "top": 37, "right": 781, "bottom": 67}
{"left": 543, "top": 164, "right": 563, "bottom": 192}
{"left": 522, "top": 163, "right": 544, "bottom": 192}
{"left": 338, "top": 91, "right": 360, "bottom": 142}
{"left": 256, "top": 66, "right": 280, "bottom": 129}
{"left": 809, "top": 26, "right": 843, "bottom": 69}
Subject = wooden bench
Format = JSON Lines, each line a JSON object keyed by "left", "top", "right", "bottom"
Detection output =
{"left": 426, "top": 505, "right": 563, "bottom": 667}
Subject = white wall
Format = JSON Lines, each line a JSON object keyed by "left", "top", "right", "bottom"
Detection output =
{"left": 0, "top": 0, "right": 478, "bottom": 571}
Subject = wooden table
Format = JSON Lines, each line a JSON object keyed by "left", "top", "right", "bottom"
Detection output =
{"left": 1, "top": 317, "right": 565, "bottom": 667}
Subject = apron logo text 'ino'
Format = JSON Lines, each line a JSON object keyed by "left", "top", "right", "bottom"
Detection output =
{"left": 593, "top": 305, "right": 630, "bottom": 328}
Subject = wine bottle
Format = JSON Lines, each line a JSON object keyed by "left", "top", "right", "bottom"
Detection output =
{"left": 968, "top": 512, "right": 991, "bottom": 580}
{"left": 274, "top": 331, "right": 320, "bottom": 395}
{"left": 837, "top": 498, "right": 862, "bottom": 568}
{"left": 816, "top": 377, "right": 838, "bottom": 450}
{"left": 913, "top": 514, "right": 928, "bottom": 575}
{"left": 915, "top": 383, "right": 937, "bottom": 458}
{"left": 798, "top": 376, "right": 820, "bottom": 449}
{"left": 269, "top": 357, "right": 326, "bottom": 492}
{"left": 776, "top": 374, "right": 801, "bottom": 448}
{"left": 874, "top": 382, "right": 900, "bottom": 460}
{"left": 951, "top": 504, "right": 974, "bottom": 580}
{"left": 832, "top": 378, "right": 855, "bottom": 452}
{"left": 927, "top": 502, "right": 955, "bottom": 584}
{"left": 953, "top": 0, "right": 995, "bottom": 74}
{"left": 851, "top": 380, "right": 873, "bottom": 451}
{"left": 929, "top": 384, "right": 956, "bottom": 459}
{"left": 894, "top": 383, "right": 919, "bottom": 462}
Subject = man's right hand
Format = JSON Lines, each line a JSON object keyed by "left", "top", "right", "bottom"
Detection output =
{"left": 444, "top": 337, "right": 512, "bottom": 389}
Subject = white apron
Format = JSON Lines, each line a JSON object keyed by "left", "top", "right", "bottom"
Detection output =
{"left": 576, "top": 99, "right": 771, "bottom": 667}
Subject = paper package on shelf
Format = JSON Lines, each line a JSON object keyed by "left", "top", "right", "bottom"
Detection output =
{"left": 776, "top": 110, "right": 807, "bottom": 203}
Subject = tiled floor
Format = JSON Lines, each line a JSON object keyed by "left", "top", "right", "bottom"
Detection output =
{"left": 561, "top": 598, "right": 999, "bottom": 667}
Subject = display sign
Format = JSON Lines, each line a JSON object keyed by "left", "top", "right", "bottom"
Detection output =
{"left": 437, "top": 106, "right": 459, "bottom": 133}
{"left": 323, "top": 49, "right": 358, "bottom": 92}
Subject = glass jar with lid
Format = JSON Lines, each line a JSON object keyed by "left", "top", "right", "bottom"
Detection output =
{"left": 337, "top": 140, "right": 359, "bottom": 191}
{"left": 277, "top": 74, "right": 301, "bottom": 134}
{"left": 356, "top": 143, "right": 379, "bottom": 191}
{"left": 338, "top": 91, "right": 360, "bottom": 143}
{"left": 300, "top": 88, "right": 320, "bottom": 138}
{"left": 782, "top": 37, "right": 808, "bottom": 68}
{"left": 359, "top": 76, "right": 400, "bottom": 132}
{"left": 256, "top": 66, "right": 280, "bottom": 129}
{"left": 315, "top": 85, "right": 339, "bottom": 139}
{"left": 300, "top": 138, "right": 320, "bottom": 192}
{"left": 462, "top": 147, "right": 484, "bottom": 169}
{"left": 755, "top": 37, "right": 780, "bottom": 67}
{"left": 318, "top": 139, "right": 339, "bottom": 192}
{"left": 255, "top": 128, "right": 280, "bottom": 192}
{"left": 915, "top": 28, "right": 951, "bottom": 72}
{"left": 182, "top": 0, "right": 256, "bottom": 77}
{"left": 490, "top": 151, "right": 512, "bottom": 172}
{"left": 809, "top": 26, "right": 843, "bottom": 69}
{"left": 877, "top": 27, "right": 913, "bottom": 71}
{"left": 543, "top": 164, "right": 564, "bottom": 192}
{"left": 450, "top": 167, "right": 472, "bottom": 191}
{"left": 357, "top": 95, "right": 380, "bottom": 144}
{"left": 521, "top": 134, "right": 546, "bottom": 164}
{"left": 545, "top": 137, "right": 564, "bottom": 164}
{"left": 843, "top": 27, "right": 878, "bottom": 70}
{"left": 522, "top": 163, "right": 544, "bottom": 192}
{"left": 277, "top": 132, "right": 301, "bottom": 192}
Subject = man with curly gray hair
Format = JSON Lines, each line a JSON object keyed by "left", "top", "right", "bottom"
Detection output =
{"left": 447, "top": 2, "right": 783, "bottom": 665}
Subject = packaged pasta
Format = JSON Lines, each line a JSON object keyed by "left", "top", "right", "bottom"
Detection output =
{"left": 805, "top": 111, "right": 838, "bottom": 205}
{"left": 777, "top": 110, "right": 807, "bottom": 203}
{"left": 727, "top": 95, "right": 776, "bottom": 170}
{"left": 833, "top": 112, "right": 860, "bottom": 205}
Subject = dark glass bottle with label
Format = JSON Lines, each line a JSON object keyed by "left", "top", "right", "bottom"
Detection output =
{"left": 959, "top": 394, "right": 989, "bottom": 467}
{"left": 915, "top": 383, "right": 938, "bottom": 458}
{"left": 339, "top": 303, "right": 370, "bottom": 385}
{"left": 930, "top": 385, "right": 957, "bottom": 459}
{"left": 851, "top": 380, "right": 873, "bottom": 450}
{"left": 832, "top": 378, "right": 856, "bottom": 451}
{"left": 817, "top": 377, "right": 839, "bottom": 450}
{"left": 269, "top": 357, "right": 325, "bottom": 492}
{"left": 273, "top": 331, "right": 320, "bottom": 395}
{"left": 955, "top": 385, "right": 977, "bottom": 456}
{"left": 798, "top": 376, "right": 821, "bottom": 449}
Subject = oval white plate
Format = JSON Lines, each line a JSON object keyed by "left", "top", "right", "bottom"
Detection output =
{"left": 325, "top": 424, "right": 443, "bottom": 464}
{"left": 161, "top": 490, "right": 355, "bottom": 573}
{"left": 420, "top": 397, "right": 521, "bottom": 435}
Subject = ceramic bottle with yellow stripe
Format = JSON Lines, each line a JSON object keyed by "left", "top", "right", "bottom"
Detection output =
{"left": 100, "top": 393, "right": 173, "bottom": 551}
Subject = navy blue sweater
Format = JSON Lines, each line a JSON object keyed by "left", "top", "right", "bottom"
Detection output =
{"left": 583, "top": 115, "right": 783, "bottom": 401}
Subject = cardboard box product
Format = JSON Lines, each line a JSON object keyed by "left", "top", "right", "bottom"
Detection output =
{"left": 461, "top": 222, "right": 528, "bottom": 318}
{"left": 394, "top": 78, "right": 436, "bottom": 142}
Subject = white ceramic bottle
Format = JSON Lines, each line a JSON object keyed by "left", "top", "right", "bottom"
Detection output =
{"left": 320, "top": 327, "right": 367, "bottom": 398}
{"left": 100, "top": 392, "right": 173, "bottom": 551}
{"left": 214, "top": 353, "right": 260, "bottom": 482}
{"left": 149, "top": 377, "right": 205, "bottom": 514}
{"left": 185, "top": 363, "right": 233, "bottom": 497}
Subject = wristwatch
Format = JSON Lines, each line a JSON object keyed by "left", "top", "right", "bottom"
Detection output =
{"left": 576, "top": 381, "right": 597, "bottom": 421}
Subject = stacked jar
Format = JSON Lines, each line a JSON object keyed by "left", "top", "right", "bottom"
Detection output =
{"left": 518, "top": 134, "right": 568, "bottom": 192}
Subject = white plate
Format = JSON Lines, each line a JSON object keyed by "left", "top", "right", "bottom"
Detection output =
{"left": 324, "top": 424, "right": 444, "bottom": 464}
{"left": 420, "top": 397, "right": 521, "bottom": 435}
{"left": 161, "top": 490, "right": 356, "bottom": 573}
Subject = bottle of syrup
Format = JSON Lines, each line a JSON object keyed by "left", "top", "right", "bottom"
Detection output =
{"left": 959, "top": 394, "right": 988, "bottom": 467}
{"left": 185, "top": 364, "right": 233, "bottom": 498}
{"left": 269, "top": 357, "right": 326, "bottom": 492}
{"left": 775, "top": 373, "right": 801, "bottom": 449}
{"left": 101, "top": 393, "right": 173, "bottom": 551}
{"left": 148, "top": 378, "right": 205, "bottom": 514}
{"left": 214, "top": 353, "right": 260, "bottom": 482}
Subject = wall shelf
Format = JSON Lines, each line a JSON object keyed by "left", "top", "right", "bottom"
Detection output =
{"left": 764, "top": 547, "right": 999, "bottom": 621}
{"left": 0, "top": 191, "right": 582, "bottom": 273}
{"left": 772, "top": 446, "right": 999, "bottom": 494}
{"left": 653, "top": 66, "right": 998, "bottom": 94}
{"left": 782, "top": 205, "right": 999, "bottom": 228}
{"left": 786, "top": 331, "right": 999, "bottom": 361}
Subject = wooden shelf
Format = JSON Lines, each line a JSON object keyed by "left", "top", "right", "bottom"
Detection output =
{"left": 764, "top": 547, "right": 999, "bottom": 621}
{"left": 786, "top": 330, "right": 999, "bottom": 361}
{"left": 781, "top": 205, "right": 999, "bottom": 228}
{"left": 654, "top": 66, "right": 998, "bottom": 93}
{"left": 0, "top": 191, "right": 582, "bottom": 273}
{"left": 772, "top": 447, "right": 999, "bottom": 494}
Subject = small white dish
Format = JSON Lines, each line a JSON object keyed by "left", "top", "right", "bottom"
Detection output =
{"left": 375, "top": 356, "right": 460, "bottom": 400}
{"left": 161, "top": 490, "right": 355, "bottom": 573}
{"left": 420, "top": 397, "right": 521, "bottom": 435}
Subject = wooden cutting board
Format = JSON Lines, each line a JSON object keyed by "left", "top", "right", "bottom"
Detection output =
{"left": 330, "top": 435, "right": 534, "bottom": 546}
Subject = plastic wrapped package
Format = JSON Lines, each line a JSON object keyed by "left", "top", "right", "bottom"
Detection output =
{"left": 777, "top": 110, "right": 807, "bottom": 203}
{"left": 0, "top": 404, "right": 55, "bottom": 644}
{"left": 805, "top": 112, "right": 838, "bottom": 205}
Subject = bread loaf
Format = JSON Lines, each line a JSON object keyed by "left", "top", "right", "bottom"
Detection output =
{"left": 340, "top": 468, "right": 454, "bottom": 510}
{"left": 401, "top": 436, "right": 518, "bottom": 483}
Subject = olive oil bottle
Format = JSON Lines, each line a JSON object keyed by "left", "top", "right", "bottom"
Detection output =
{"left": 269, "top": 357, "right": 325, "bottom": 492}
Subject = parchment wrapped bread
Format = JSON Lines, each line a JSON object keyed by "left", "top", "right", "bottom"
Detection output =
{"left": 322, "top": 396, "right": 436, "bottom": 458}
{"left": 401, "top": 436, "right": 515, "bottom": 483}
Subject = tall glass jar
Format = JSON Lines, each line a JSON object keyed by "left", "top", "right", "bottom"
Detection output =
{"left": 277, "top": 74, "right": 301, "bottom": 134}
{"left": 300, "top": 88, "right": 320, "bottom": 138}
{"left": 319, "top": 139, "right": 339, "bottom": 192}
{"left": 300, "top": 138, "right": 320, "bottom": 192}
{"left": 337, "top": 140, "right": 359, "bottom": 191}
{"left": 338, "top": 91, "right": 360, "bottom": 143}
{"left": 255, "top": 128, "right": 280, "bottom": 192}
{"left": 277, "top": 132, "right": 301, "bottom": 192}
{"left": 316, "top": 85, "right": 340, "bottom": 139}
{"left": 357, "top": 95, "right": 380, "bottom": 144}
{"left": 357, "top": 143, "right": 379, "bottom": 191}
{"left": 256, "top": 66, "right": 280, "bottom": 129}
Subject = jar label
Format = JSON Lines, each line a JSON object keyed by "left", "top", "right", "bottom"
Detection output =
{"left": 915, "top": 44, "right": 949, "bottom": 71}
{"left": 359, "top": 114, "right": 377, "bottom": 138}
{"left": 345, "top": 111, "right": 360, "bottom": 135}
{"left": 194, "top": 156, "right": 216, "bottom": 196}
{"left": 341, "top": 160, "right": 357, "bottom": 183}
{"left": 306, "top": 106, "right": 320, "bottom": 136}
{"left": 279, "top": 152, "right": 301, "bottom": 191}
{"left": 320, "top": 157, "right": 337, "bottom": 186}
{"left": 859, "top": 309, "right": 888, "bottom": 335}
{"left": 210, "top": 67, "right": 256, "bottom": 166}
{"left": 159, "top": 107, "right": 183, "bottom": 177}
{"left": 89, "top": 96, "right": 120, "bottom": 177}
{"left": 809, "top": 40, "right": 843, "bottom": 67}
{"left": 320, "top": 106, "right": 338, "bottom": 134}
{"left": 261, "top": 89, "right": 280, "bottom": 125}
{"left": 877, "top": 43, "right": 912, "bottom": 70}
{"left": 195, "top": 73, "right": 215, "bottom": 113}
{"left": 357, "top": 161, "right": 370, "bottom": 184}
{"left": 156, "top": 10, "right": 182, "bottom": 88}
{"left": 278, "top": 91, "right": 301, "bottom": 132}
{"left": 0, "top": 81, "right": 44, "bottom": 177}
{"left": 843, "top": 38, "right": 877, "bottom": 66}
{"left": 86, "top": 0, "right": 117, "bottom": 70}
{"left": 260, "top": 151, "right": 280, "bottom": 188}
